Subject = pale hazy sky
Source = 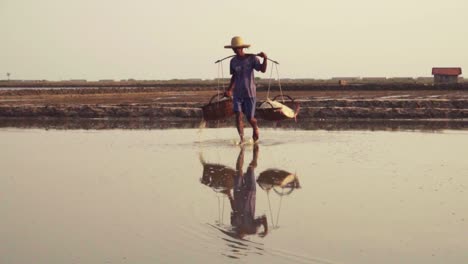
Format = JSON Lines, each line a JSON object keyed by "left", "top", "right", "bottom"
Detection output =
{"left": 1, "top": 0, "right": 467, "bottom": 80}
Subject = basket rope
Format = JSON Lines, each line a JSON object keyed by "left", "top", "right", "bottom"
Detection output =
{"left": 216, "top": 61, "right": 227, "bottom": 100}
{"left": 267, "top": 63, "right": 284, "bottom": 103}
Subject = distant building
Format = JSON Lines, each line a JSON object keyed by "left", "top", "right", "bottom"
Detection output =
{"left": 432, "top": 67, "right": 462, "bottom": 84}
{"left": 338, "top": 80, "right": 348, "bottom": 86}
{"left": 331, "top": 77, "right": 360, "bottom": 85}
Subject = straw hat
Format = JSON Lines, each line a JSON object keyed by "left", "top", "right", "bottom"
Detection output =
{"left": 224, "top": 36, "right": 251, "bottom": 49}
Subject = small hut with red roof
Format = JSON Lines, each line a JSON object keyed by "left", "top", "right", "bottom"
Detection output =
{"left": 432, "top": 67, "right": 462, "bottom": 84}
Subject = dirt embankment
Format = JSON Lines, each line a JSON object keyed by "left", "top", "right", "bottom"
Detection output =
{"left": 1, "top": 100, "right": 468, "bottom": 119}
{"left": 1, "top": 79, "right": 467, "bottom": 90}
{"left": 1, "top": 85, "right": 468, "bottom": 119}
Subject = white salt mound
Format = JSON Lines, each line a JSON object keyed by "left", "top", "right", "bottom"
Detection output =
{"left": 258, "top": 99, "right": 295, "bottom": 118}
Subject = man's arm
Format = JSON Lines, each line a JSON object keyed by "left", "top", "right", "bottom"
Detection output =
{"left": 257, "top": 52, "right": 268, "bottom": 73}
{"left": 225, "top": 74, "right": 235, "bottom": 97}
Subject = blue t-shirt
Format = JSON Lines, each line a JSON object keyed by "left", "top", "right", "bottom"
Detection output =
{"left": 230, "top": 55, "right": 262, "bottom": 98}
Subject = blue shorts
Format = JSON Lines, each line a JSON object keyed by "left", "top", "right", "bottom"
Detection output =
{"left": 233, "top": 97, "right": 256, "bottom": 120}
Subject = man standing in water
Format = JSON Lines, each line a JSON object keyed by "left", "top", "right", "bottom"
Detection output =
{"left": 224, "top": 36, "right": 267, "bottom": 143}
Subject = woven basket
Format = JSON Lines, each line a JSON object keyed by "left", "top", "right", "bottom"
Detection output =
{"left": 256, "top": 95, "right": 300, "bottom": 121}
{"left": 201, "top": 93, "right": 234, "bottom": 121}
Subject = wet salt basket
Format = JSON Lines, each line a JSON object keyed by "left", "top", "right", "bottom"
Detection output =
{"left": 201, "top": 93, "right": 234, "bottom": 121}
{"left": 256, "top": 95, "right": 300, "bottom": 121}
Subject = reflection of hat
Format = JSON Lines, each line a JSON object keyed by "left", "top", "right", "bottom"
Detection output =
{"left": 224, "top": 36, "right": 251, "bottom": 49}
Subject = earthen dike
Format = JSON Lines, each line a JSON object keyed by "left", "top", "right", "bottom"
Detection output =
{"left": 1, "top": 80, "right": 467, "bottom": 120}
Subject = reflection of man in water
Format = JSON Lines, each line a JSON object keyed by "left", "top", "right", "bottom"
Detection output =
{"left": 228, "top": 145, "right": 268, "bottom": 238}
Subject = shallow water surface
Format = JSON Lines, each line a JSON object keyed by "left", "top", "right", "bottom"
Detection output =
{"left": 1, "top": 128, "right": 467, "bottom": 264}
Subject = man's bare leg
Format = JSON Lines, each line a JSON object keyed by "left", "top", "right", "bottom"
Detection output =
{"left": 248, "top": 118, "right": 259, "bottom": 142}
{"left": 235, "top": 112, "right": 244, "bottom": 143}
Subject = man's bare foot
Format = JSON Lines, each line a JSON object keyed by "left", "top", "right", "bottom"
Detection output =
{"left": 253, "top": 129, "right": 259, "bottom": 142}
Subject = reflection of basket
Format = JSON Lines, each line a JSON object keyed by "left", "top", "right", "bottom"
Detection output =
{"left": 200, "top": 163, "right": 235, "bottom": 193}
{"left": 256, "top": 95, "right": 300, "bottom": 121}
{"left": 201, "top": 94, "right": 234, "bottom": 121}
{"left": 257, "top": 169, "right": 301, "bottom": 194}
